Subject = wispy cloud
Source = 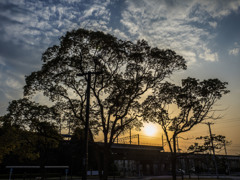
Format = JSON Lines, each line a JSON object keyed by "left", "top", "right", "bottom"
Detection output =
{"left": 229, "top": 42, "right": 240, "bottom": 56}
{"left": 229, "top": 48, "right": 240, "bottom": 56}
{"left": 0, "top": 0, "right": 113, "bottom": 114}
{"left": 6, "top": 78, "right": 22, "bottom": 89}
{"left": 120, "top": 0, "right": 240, "bottom": 64}
{"left": 0, "top": 0, "right": 239, "bottom": 116}
{"left": 0, "top": 0, "right": 111, "bottom": 49}
{"left": 199, "top": 46, "right": 219, "bottom": 62}
{"left": 209, "top": 21, "right": 217, "bottom": 28}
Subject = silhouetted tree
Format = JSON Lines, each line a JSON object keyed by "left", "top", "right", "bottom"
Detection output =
{"left": 0, "top": 99, "right": 62, "bottom": 168}
{"left": 143, "top": 77, "right": 229, "bottom": 180}
{"left": 0, "top": 117, "right": 23, "bottom": 163}
{"left": 188, "top": 135, "right": 231, "bottom": 154}
{"left": 5, "top": 98, "right": 60, "bottom": 131}
{"left": 188, "top": 134, "right": 231, "bottom": 174}
{"left": 23, "top": 28, "right": 186, "bottom": 179}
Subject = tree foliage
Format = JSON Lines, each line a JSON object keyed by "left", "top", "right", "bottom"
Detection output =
{"left": 0, "top": 99, "right": 62, "bottom": 164}
{"left": 143, "top": 78, "right": 229, "bottom": 147}
{"left": 143, "top": 77, "right": 229, "bottom": 180}
{"left": 24, "top": 28, "right": 186, "bottom": 143}
{"left": 5, "top": 98, "right": 60, "bottom": 131}
{"left": 0, "top": 117, "right": 21, "bottom": 163}
{"left": 188, "top": 135, "right": 231, "bottom": 154}
{"left": 23, "top": 28, "right": 186, "bottom": 179}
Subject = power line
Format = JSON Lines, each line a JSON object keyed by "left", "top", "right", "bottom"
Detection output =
{"left": 215, "top": 119, "right": 240, "bottom": 124}
{"left": 220, "top": 124, "right": 240, "bottom": 129}
{"left": 217, "top": 117, "right": 240, "bottom": 122}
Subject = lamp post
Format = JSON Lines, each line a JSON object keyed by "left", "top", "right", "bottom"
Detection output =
{"left": 77, "top": 71, "right": 102, "bottom": 180}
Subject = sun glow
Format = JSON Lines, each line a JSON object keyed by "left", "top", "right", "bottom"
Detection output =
{"left": 143, "top": 123, "right": 157, "bottom": 136}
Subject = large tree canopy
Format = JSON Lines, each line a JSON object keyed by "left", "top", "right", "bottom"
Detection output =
{"left": 23, "top": 28, "right": 186, "bottom": 179}
{"left": 24, "top": 28, "right": 186, "bottom": 143}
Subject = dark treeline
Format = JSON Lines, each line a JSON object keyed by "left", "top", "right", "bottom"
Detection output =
{"left": 0, "top": 124, "right": 102, "bottom": 177}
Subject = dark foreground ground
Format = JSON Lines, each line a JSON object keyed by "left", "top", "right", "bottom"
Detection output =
{"left": 86, "top": 175, "right": 240, "bottom": 180}
{"left": 2, "top": 175, "right": 240, "bottom": 180}
{"left": 140, "top": 175, "right": 240, "bottom": 180}
{"left": 92, "top": 175, "right": 240, "bottom": 180}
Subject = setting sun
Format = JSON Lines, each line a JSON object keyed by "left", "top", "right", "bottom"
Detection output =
{"left": 143, "top": 123, "right": 157, "bottom": 136}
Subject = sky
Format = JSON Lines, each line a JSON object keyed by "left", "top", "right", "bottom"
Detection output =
{"left": 0, "top": 0, "right": 240, "bottom": 155}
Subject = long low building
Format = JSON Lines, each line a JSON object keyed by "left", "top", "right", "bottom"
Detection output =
{"left": 2, "top": 139, "right": 239, "bottom": 177}
{"left": 101, "top": 143, "right": 240, "bottom": 176}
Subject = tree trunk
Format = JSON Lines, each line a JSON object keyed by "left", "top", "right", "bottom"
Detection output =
{"left": 101, "top": 144, "right": 111, "bottom": 180}
{"left": 172, "top": 136, "right": 177, "bottom": 180}
{"left": 172, "top": 153, "right": 177, "bottom": 180}
{"left": 40, "top": 152, "right": 46, "bottom": 179}
{"left": 93, "top": 144, "right": 103, "bottom": 179}
{"left": 102, "top": 150, "right": 110, "bottom": 180}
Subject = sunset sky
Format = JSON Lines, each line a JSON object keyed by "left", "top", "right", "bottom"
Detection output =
{"left": 0, "top": 0, "right": 239, "bottom": 155}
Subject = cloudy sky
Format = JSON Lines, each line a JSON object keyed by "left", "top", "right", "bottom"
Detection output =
{"left": 0, "top": 0, "right": 240, "bottom": 154}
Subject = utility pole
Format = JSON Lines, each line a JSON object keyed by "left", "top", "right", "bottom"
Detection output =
{"left": 223, "top": 140, "right": 230, "bottom": 175}
{"left": 223, "top": 140, "right": 228, "bottom": 155}
{"left": 68, "top": 118, "right": 71, "bottom": 141}
{"left": 137, "top": 134, "right": 140, "bottom": 145}
{"left": 176, "top": 136, "right": 180, "bottom": 153}
{"left": 162, "top": 134, "right": 164, "bottom": 152}
{"left": 206, "top": 122, "right": 219, "bottom": 179}
{"left": 77, "top": 71, "right": 102, "bottom": 180}
{"left": 129, "top": 128, "right": 131, "bottom": 144}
